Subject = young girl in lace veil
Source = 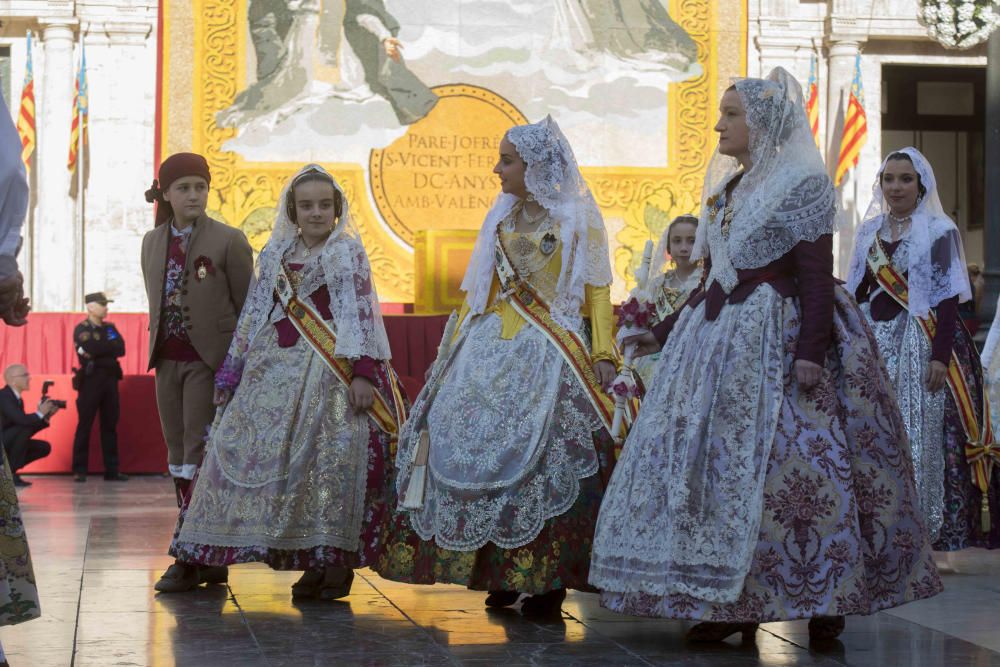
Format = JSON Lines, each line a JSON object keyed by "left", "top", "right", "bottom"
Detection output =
{"left": 171, "top": 165, "right": 407, "bottom": 601}
{"left": 376, "top": 116, "right": 619, "bottom": 617}
{"left": 590, "top": 68, "right": 941, "bottom": 642}
{"left": 629, "top": 214, "right": 702, "bottom": 387}
{"left": 848, "top": 148, "right": 998, "bottom": 551}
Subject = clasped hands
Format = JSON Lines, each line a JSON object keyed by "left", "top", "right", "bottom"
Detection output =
{"left": 0, "top": 272, "right": 30, "bottom": 326}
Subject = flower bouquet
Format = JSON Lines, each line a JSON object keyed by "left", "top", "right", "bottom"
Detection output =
{"left": 609, "top": 240, "right": 656, "bottom": 442}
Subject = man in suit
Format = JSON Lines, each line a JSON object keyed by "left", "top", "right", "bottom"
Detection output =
{"left": 0, "top": 365, "right": 58, "bottom": 487}
{"left": 141, "top": 152, "right": 254, "bottom": 592}
{"left": 72, "top": 292, "right": 128, "bottom": 483}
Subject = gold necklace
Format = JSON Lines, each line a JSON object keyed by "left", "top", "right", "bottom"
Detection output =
{"left": 519, "top": 202, "right": 547, "bottom": 226}
{"left": 298, "top": 235, "right": 325, "bottom": 258}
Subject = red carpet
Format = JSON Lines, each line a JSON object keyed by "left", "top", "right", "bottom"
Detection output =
{"left": 2, "top": 312, "right": 448, "bottom": 474}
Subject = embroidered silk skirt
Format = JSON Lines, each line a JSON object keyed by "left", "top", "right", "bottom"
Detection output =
{"left": 590, "top": 285, "right": 942, "bottom": 622}
{"left": 171, "top": 325, "right": 406, "bottom": 570}
{"left": 864, "top": 307, "right": 1000, "bottom": 551}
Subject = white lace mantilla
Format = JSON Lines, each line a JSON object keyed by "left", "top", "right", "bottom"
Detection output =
{"left": 693, "top": 68, "right": 835, "bottom": 293}
{"left": 847, "top": 147, "right": 971, "bottom": 319}
{"left": 461, "top": 116, "right": 612, "bottom": 332}
{"left": 223, "top": 165, "right": 391, "bottom": 386}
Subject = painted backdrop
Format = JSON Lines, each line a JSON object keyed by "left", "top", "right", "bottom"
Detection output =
{"left": 159, "top": 1, "right": 746, "bottom": 302}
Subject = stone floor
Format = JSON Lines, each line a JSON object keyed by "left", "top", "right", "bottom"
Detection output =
{"left": 6, "top": 476, "right": 1000, "bottom": 666}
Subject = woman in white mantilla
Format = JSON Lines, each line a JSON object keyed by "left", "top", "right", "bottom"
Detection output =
{"left": 376, "top": 116, "right": 619, "bottom": 617}
{"left": 172, "top": 165, "right": 407, "bottom": 601}
{"left": 629, "top": 214, "right": 702, "bottom": 388}
{"left": 590, "top": 68, "right": 941, "bottom": 643}
{"left": 848, "top": 148, "right": 999, "bottom": 551}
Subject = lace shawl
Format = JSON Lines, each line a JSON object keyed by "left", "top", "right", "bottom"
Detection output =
{"left": 692, "top": 67, "right": 835, "bottom": 293}
{"left": 460, "top": 115, "right": 613, "bottom": 331}
{"left": 217, "top": 165, "right": 391, "bottom": 390}
{"left": 846, "top": 147, "right": 971, "bottom": 319}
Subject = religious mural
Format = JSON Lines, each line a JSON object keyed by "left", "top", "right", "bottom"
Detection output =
{"left": 158, "top": 0, "right": 746, "bottom": 303}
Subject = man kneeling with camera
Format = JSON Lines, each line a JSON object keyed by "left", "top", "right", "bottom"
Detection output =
{"left": 0, "top": 365, "right": 59, "bottom": 487}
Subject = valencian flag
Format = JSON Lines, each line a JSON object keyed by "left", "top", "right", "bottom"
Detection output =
{"left": 805, "top": 54, "right": 820, "bottom": 148}
{"left": 834, "top": 54, "right": 867, "bottom": 187}
{"left": 68, "top": 45, "right": 89, "bottom": 174}
{"left": 16, "top": 31, "right": 36, "bottom": 175}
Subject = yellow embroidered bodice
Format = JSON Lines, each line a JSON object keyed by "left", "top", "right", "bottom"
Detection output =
{"left": 455, "top": 209, "right": 614, "bottom": 363}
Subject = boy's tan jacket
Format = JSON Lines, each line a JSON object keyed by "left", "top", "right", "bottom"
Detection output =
{"left": 140, "top": 215, "right": 254, "bottom": 371}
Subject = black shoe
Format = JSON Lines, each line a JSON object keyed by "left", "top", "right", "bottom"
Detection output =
{"left": 485, "top": 590, "right": 521, "bottom": 608}
{"left": 11, "top": 475, "right": 30, "bottom": 488}
{"left": 809, "top": 616, "right": 846, "bottom": 641}
{"left": 74, "top": 473, "right": 87, "bottom": 482}
{"left": 199, "top": 565, "right": 229, "bottom": 585}
{"left": 104, "top": 472, "right": 129, "bottom": 481}
{"left": 318, "top": 568, "right": 354, "bottom": 601}
{"left": 291, "top": 570, "right": 324, "bottom": 599}
{"left": 520, "top": 588, "right": 566, "bottom": 617}
{"left": 154, "top": 562, "right": 200, "bottom": 593}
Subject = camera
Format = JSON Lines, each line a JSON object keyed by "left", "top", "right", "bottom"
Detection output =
{"left": 41, "top": 380, "right": 67, "bottom": 409}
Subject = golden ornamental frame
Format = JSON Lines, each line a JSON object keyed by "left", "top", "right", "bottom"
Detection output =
{"left": 160, "top": 0, "right": 747, "bottom": 302}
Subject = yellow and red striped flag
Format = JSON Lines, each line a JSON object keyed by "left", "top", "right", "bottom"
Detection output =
{"left": 834, "top": 54, "right": 867, "bottom": 187}
{"left": 805, "top": 54, "right": 820, "bottom": 148}
{"left": 68, "top": 45, "right": 89, "bottom": 174}
{"left": 16, "top": 31, "right": 36, "bottom": 175}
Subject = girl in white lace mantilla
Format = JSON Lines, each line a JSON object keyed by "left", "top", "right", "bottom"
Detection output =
{"left": 590, "top": 68, "right": 941, "bottom": 643}
{"left": 376, "top": 116, "right": 618, "bottom": 617}
{"left": 848, "top": 148, "right": 998, "bottom": 551}
{"left": 172, "top": 165, "right": 407, "bottom": 602}
{"left": 628, "top": 214, "right": 703, "bottom": 388}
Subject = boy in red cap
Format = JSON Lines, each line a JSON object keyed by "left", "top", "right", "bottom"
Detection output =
{"left": 141, "top": 153, "right": 254, "bottom": 592}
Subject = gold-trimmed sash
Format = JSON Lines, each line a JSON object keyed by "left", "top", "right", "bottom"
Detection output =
{"left": 275, "top": 264, "right": 404, "bottom": 441}
{"left": 867, "top": 238, "right": 996, "bottom": 531}
{"left": 494, "top": 234, "right": 634, "bottom": 444}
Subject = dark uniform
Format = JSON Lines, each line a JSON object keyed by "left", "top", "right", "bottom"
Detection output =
{"left": 71, "top": 298, "right": 126, "bottom": 479}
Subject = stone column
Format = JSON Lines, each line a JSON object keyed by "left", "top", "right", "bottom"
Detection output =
{"left": 982, "top": 30, "right": 1000, "bottom": 325}
{"left": 33, "top": 18, "right": 80, "bottom": 312}
{"left": 826, "top": 37, "right": 862, "bottom": 277}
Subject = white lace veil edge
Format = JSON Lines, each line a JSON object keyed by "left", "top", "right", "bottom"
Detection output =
{"left": 460, "top": 116, "right": 613, "bottom": 331}
{"left": 233, "top": 164, "right": 392, "bottom": 362}
{"left": 846, "top": 147, "right": 971, "bottom": 318}
{"left": 692, "top": 67, "right": 835, "bottom": 293}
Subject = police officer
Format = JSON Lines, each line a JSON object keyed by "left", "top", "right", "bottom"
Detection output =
{"left": 72, "top": 292, "right": 128, "bottom": 482}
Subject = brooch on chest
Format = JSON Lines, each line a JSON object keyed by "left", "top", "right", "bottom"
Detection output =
{"left": 193, "top": 256, "right": 216, "bottom": 282}
{"left": 540, "top": 232, "right": 557, "bottom": 256}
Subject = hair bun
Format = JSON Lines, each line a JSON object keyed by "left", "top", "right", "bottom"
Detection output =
{"left": 144, "top": 180, "right": 162, "bottom": 204}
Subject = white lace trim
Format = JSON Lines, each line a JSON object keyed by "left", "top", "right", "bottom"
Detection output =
{"left": 692, "top": 68, "right": 835, "bottom": 292}
{"left": 847, "top": 147, "right": 971, "bottom": 318}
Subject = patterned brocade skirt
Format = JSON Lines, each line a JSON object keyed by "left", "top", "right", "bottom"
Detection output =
{"left": 864, "top": 308, "right": 1000, "bottom": 551}
{"left": 374, "top": 313, "right": 616, "bottom": 595}
{"left": 171, "top": 326, "right": 406, "bottom": 571}
{"left": 0, "top": 456, "right": 39, "bottom": 626}
{"left": 591, "top": 285, "right": 942, "bottom": 622}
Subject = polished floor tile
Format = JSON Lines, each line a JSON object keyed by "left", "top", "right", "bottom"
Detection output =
{"left": 4, "top": 476, "right": 1000, "bottom": 666}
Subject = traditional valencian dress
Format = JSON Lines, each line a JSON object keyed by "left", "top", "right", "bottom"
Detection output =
{"left": 848, "top": 147, "right": 1000, "bottom": 551}
{"left": 172, "top": 166, "right": 406, "bottom": 573}
{"left": 376, "top": 117, "right": 620, "bottom": 598}
{"left": 0, "top": 456, "right": 39, "bottom": 627}
{"left": 589, "top": 69, "right": 942, "bottom": 626}
{"left": 631, "top": 252, "right": 703, "bottom": 388}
